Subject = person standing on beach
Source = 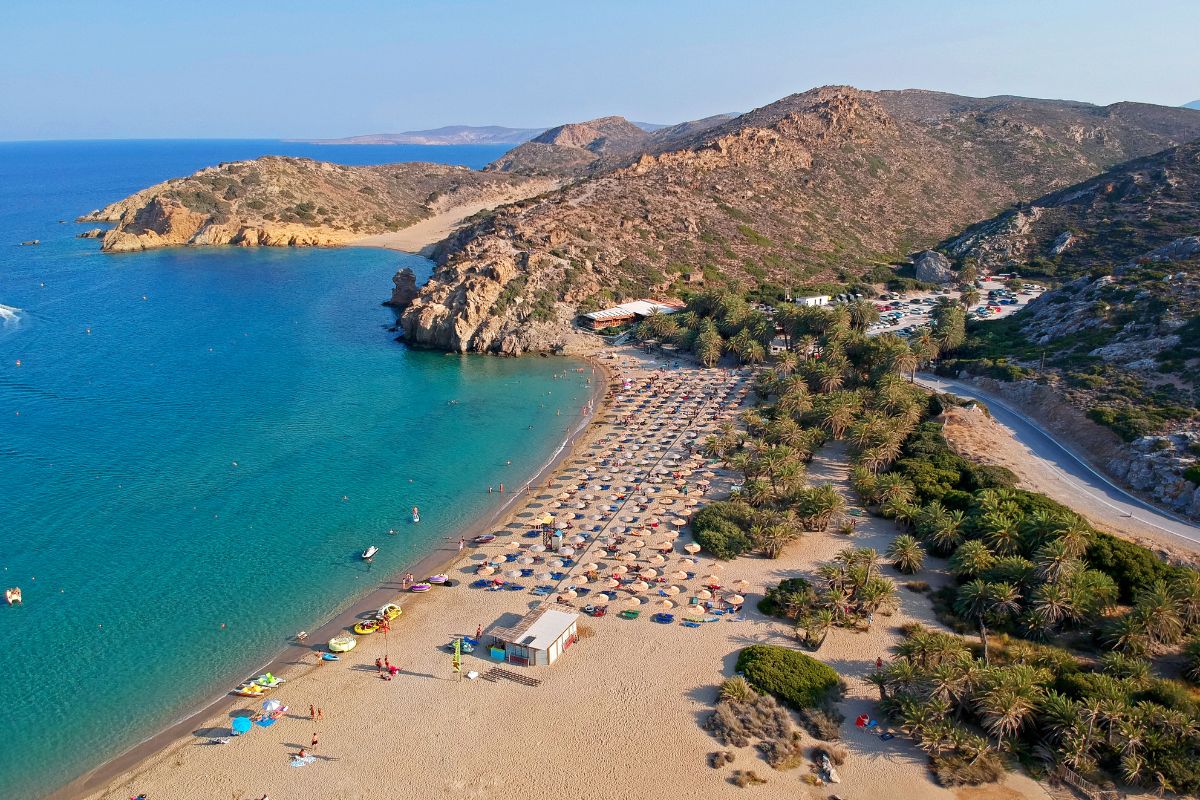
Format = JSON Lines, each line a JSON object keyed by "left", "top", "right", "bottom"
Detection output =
{"left": 317, "top": 708, "right": 324, "bottom": 722}
{"left": 475, "top": 623, "right": 482, "bottom": 639}
{"left": 459, "top": 537, "right": 465, "bottom": 552}
{"left": 499, "top": 483, "right": 504, "bottom": 493}
{"left": 311, "top": 732, "right": 319, "bottom": 750}
{"left": 375, "top": 657, "right": 383, "bottom": 674}
{"left": 309, "top": 704, "right": 316, "bottom": 721}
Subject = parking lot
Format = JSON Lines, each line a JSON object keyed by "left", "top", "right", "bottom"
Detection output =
{"left": 860, "top": 275, "right": 1044, "bottom": 338}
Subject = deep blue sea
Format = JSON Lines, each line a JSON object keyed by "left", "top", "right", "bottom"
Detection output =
{"left": 0, "top": 140, "right": 591, "bottom": 798}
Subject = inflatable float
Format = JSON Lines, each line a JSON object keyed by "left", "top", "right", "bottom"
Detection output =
{"left": 233, "top": 682, "right": 268, "bottom": 697}
{"left": 328, "top": 634, "right": 357, "bottom": 653}
{"left": 427, "top": 574, "right": 448, "bottom": 585}
{"left": 472, "top": 534, "right": 496, "bottom": 544}
{"left": 409, "top": 583, "right": 432, "bottom": 593}
{"left": 353, "top": 620, "right": 380, "bottom": 636}
{"left": 377, "top": 603, "right": 402, "bottom": 621}
{"left": 253, "top": 673, "right": 285, "bottom": 688}
{"left": 4, "top": 587, "right": 20, "bottom": 606}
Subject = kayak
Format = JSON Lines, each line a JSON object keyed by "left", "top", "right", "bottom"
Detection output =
{"left": 353, "top": 620, "right": 380, "bottom": 636}
{"left": 233, "top": 682, "right": 268, "bottom": 697}
{"left": 409, "top": 583, "right": 432, "bottom": 593}
{"left": 427, "top": 574, "right": 448, "bottom": 584}
{"left": 328, "top": 634, "right": 357, "bottom": 653}
{"left": 377, "top": 603, "right": 402, "bottom": 621}
{"left": 320, "top": 653, "right": 340, "bottom": 662}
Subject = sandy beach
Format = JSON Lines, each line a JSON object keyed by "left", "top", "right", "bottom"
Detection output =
{"left": 353, "top": 179, "right": 560, "bottom": 254}
{"left": 69, "top": 349, "right": 1049, "bottom": 800}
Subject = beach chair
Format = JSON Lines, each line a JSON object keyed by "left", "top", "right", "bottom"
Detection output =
{"left": 617, "top": 609, "right": 640, "bottom": 620}
{"left": 651, "top": 613, "right": 675, "bottom": 624}
{"left": 681, "top": 620, "right": 702, "bottom": 628}
{"left": 470, "top": 579, "right": 491, "bottom": 589}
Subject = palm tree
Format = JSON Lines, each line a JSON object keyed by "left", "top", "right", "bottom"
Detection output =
{"left": 847, "top": 299, "right": 881, "bottom": 332}
{"left": 888, "top": 535, "right": 925, "bottom": 574}
{"left": 1105, "top": 613, "right": 1151, "bottom": 657}
{"left": 955, "top": 579, "right": 1020, "bottom": 664}
{"left": 959, "top": 287, "right": 980, "bottom": 308}
{"left": 975, "top": 683, "right": 1039, "bottom": 749}
{"left": 1133, "top": 579, "right": 1185, "bottom": 646}
{"left": 949, "top": 541, "right": 995, "bottom": 579}
{"left": 1034, "top": 538, "right": 1080, "bottom": 584}
{"left": 1170, "top": 570, "right": 1200, "bottom": 627}
{"left": 874, "top": 473, "right": 915, "bottom": 506}
{"left": 890, "top": 346, "right": 920, "bottom": 382}
{"left": 982, "top": 512, "right": 1022, "bottom": 556}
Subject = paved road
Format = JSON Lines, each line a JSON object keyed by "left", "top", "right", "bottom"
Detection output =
{"left": 915, "top": 373, "right": 1200, "bottom": 550}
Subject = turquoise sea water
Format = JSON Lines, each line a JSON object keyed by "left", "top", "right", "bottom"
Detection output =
{"left": 0, "top": 141, "right": 591, "bottom": 798}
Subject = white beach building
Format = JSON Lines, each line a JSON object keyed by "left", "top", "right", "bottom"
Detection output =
{"left": 488, "top": 606, "right": 580, "bottom": 667}
{"left": 795, "top": 295, "right": 831, "bottom": 307}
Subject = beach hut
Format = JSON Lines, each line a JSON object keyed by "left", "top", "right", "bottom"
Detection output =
{"left": 488, "top": 606, "right": 580, "bottom": 667}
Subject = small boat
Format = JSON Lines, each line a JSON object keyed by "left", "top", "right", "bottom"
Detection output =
{"left": 253, "top": 673, "right": 285, "bottom": 688}
{"left": 362, "top": 545, "right": 378, "bottom": 560}
{"left": 353, "top": 620, "right": 380, "bottom": 636}
{"left": 427, "top": 573, "right": 448, "bottom": 585}
{"left": 233, "top": 682, "right": 268, "bottom": 697}
{"left": 472, "top": 534, "right": 496, "bottom": 545}
{"left": 4, "top": 588, "right": 20, "bottom": 606}
{"left": 409, "top": 583, "right": 432, "bottom": 593}
{"left": 377, "top": 603, "right": 402, "bottom": 621}
{"left": 328, "top": 634, "right": 357, "bottom": 653}
{"left": 412, "top": 506, "right": 420, "bottom": 523}
{"left": 320, "top": 652, "right": 340, "bottom": 662}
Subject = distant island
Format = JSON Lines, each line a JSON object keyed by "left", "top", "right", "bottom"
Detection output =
{"left": 304, "top": 125, "right": 549, "bottom": 146}
{"left": 1186, "top": 99, "right": 1200, "bottom": 110}
{"left": 304, "top": 121, "right": 673, "bottom": 146}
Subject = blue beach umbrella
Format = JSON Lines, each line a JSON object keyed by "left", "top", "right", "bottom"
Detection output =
{"left": 231, "top": 716, "right": 252, "bottom": 735}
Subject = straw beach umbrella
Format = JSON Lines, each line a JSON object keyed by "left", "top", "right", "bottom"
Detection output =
{"left": 630, "top": 580, "right": 650, "bottom": 592}
{"left": 727, "top": 594, "right": 745, "bottom": 605}
{"left": 684, "top": 543, "right": 701, "bottom": 554}
{"left": 696, "top": 589, "right": 712, "bottom": 600}
{"left": 670, "top": 570, "right": 688, "bottom": 581}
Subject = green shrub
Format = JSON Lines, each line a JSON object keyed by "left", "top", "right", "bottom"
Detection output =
{"left": 692, "top": 501, "right": 755, "bottom": 559}
{"left": 1185, "top": 465, "right": 1200, "bottom": 486}
{"left": 1085, "top": 530, "right": 1175, "bottom": 602}
{"left": 736, "top": 645, "right": 840, "bottom": 710}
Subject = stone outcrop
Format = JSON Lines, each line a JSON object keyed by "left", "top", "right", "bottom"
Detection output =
{"left": 912, "top": 250, "right": 956, "bottom": 283}
{"left": 76, "top": 228, "right": 105, "bottom": 239}
{"left": 385, "top": 267, "right": 419, "bottom": 308}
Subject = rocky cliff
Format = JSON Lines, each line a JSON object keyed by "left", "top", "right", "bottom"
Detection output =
{"left": 81, "top": 156, "right": 540, "bottom": 253}
{"left": 401, "top": 86, "right": 1200, "bottom": 353}
{"left": 484, "top": 116, "right": 651, "bottom": 177}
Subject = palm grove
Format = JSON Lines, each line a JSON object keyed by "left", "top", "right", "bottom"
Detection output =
{"left": 687, "top": 299, "right": 1200, "bottom": 794}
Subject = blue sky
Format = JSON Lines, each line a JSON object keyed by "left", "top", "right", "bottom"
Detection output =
{"left": 2, "top": 0, "right": 1197, "bottom": 140}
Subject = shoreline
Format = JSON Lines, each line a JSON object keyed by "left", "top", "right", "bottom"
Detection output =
{"left": 49, "top": 354, "right": 612, "bottom": 800}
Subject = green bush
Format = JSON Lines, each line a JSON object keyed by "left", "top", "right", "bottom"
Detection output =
{"left": 736, "top": 645, "right": 840, "bottom": 710}
{"left": 1085, "top": 530, "right": 1176, "bottom": 603}
{"left": 694, "top": 518, "right": 752, "bottom": 560}
{"left": 692, "top": 502, "right": 756, "bottom": 559}
{"left": 1185, "top": 465, "right": 1200, "bottom": 486}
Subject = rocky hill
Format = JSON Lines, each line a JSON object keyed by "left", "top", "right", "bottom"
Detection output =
{"left": 397, "top": 86, "right": 1200, "bottom": 353}
{"left": 943, "top": 139, "right": 1200, "bottom": 278}
{"left": 80, "top": 156, "right": 540, "bottom": 252}
{"left": 484, "top": 116, "right": 651, "bottom": 176}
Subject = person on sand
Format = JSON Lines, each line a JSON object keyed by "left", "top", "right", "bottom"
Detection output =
{"left": 475, "top": 623, "right": 482, "bottom": 640}
{"left": 375, "top": 657, "right": 383, "bottom": 674}
{"left": 311, "top": 732, "right": 319, "bottom": 749}
{"left": 309, "top": 704, "right": 316, "bottom": 721}
{"left": 499, "top": 483, "right": 504, "bottom": 493}
{"left": 875, "top": 656, "right": 883, "bottom": 670}
{"left": 317, "top": 708, "right": 324, "bottom": 721}
{"left": 294, "top": 748, "right": 308, "bottom": 761}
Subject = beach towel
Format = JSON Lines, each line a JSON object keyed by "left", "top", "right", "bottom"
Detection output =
{"left": 290, "top": 756, "right": 316, "bottom": 767}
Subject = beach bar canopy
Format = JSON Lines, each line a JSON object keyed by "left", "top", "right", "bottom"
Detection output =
{"left": 489, "top": 606, "right": 579, "bottom": 667}
{"left": 580, "top": 299, "right": 684, "bottom": 331}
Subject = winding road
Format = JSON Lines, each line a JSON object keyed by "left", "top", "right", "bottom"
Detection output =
{"left": 915, "top": 373, "right": 1200, "bottom": 551}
